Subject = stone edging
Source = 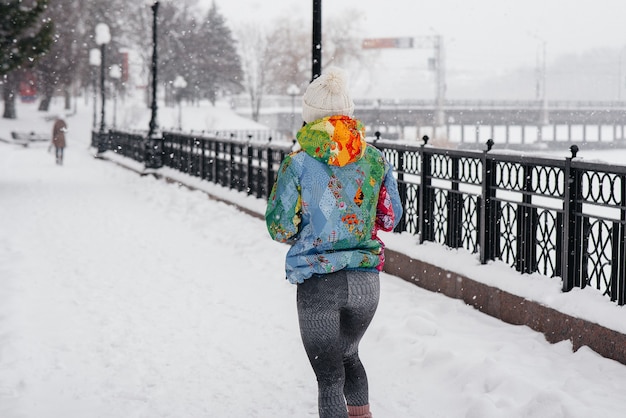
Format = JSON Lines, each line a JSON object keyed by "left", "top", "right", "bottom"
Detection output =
{"left": 385, "top": 248, "right": 626, "bottom": 366}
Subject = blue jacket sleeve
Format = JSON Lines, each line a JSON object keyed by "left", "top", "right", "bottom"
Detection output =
{"left": 265, "top": 155, "right": 302, "bottom": 243}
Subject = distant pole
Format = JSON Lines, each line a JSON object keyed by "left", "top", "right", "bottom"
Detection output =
{"left": 287, "top": 84, "right": 300, "bottom": 137}
{"left": 173, "top": 75, "right": 187, "bottom": 130}
{"left": 148, "top": 1, "right": 159, "bottom": 140}
{"left": 619, "top": 52, "right": 623, "bottom": 101}
{"left": 95, "top": 23, "right": 111, "bottom": 153}
{"left": 540, "top": 40, "right": 549, "bottom": 125}
{"left": 312, "top": 0, "right": 322, "bottom": 81}
{"left": 99, "top": 43, "right": 106, "bottom": 134}
{"left": 109, "top": 65, "right": 121, "bottom": 128}
{"left": 531, "top": 33, "right": 549, "bottom": 126}
{"left": 434, "top": 35, "right": 446, "bottom": 126}
{"left": 92, "top": 74, "right": 97, "bottom": 129}
{"left": 88, "top": 48, "right": 101, "bottom": 130}
{"left": 145, "top": 0, "right": 162, "bottom": 169}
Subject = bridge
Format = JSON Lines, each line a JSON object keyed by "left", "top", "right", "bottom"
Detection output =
{"left": 243, "top": 98, "right": 626, "bottom": 144}
{"left": 354, "top": 99, "right": 626, "bottom": 125}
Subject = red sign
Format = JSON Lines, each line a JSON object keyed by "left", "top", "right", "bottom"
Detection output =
{"left": 362, "top": 37, "right": 414, "bottom": 49}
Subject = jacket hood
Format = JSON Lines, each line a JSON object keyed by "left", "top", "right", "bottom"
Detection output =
{"left": 296, "top": 115, "right": 367, "bottom": 167}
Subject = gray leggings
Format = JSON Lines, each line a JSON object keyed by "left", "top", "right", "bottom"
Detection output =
{"left": 297, "top": 270, "right": 380, "bottom": 418}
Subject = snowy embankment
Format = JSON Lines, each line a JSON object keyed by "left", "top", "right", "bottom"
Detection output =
{"left": 2, "top": 100, "right": 626, "bottom": 417}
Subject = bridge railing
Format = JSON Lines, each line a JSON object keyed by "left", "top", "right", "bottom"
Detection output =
{"left": 353, "top": 98, "right": 626, "bottom": 110}
{"left": 93, "top": 130, "right": 626, "bottom": 306}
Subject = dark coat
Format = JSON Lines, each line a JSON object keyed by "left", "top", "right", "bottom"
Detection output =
{"left": 52, "top": 119, "right": 67, "bottom": 148}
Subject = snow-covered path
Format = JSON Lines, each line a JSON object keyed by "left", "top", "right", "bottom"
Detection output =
{"left": 2, "top": 110, "right": 626, "bottom": 417}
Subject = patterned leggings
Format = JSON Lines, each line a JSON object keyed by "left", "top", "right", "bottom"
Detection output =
{"left": 297, "top": 270, "right": 380, "bottom": 418}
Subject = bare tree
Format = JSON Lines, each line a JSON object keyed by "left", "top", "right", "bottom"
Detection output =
{"left": 264, "top": 18, "right": 310, "bottom": 95}
{"left": 323, "top": 9, "right": 368, "bottom": 71}
{"left": 236, "top": 23, "right": 270, "bottom": 122}
{"left": 237, "top": 9, "right": 367, "bottom": 112}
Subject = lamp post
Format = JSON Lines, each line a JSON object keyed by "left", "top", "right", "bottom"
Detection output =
{"left": 173, "top": 75, "right": 187, "bottom": 130}
{"left": 89, "top": 48, "right": 101, "bottom": 131}
{"left": 312, "top": 0, "right": 322, "bottom": 81}
{"left": 145, "top": 0, "right": 162, "bottom": 169}
{"left": 109, "top": 64, "right": 122, "bottom": 129}
{"left": 95, "top": 23, "right": 111, "bottom": 154}
{"left": 95, "top": 23, "right": 111, "bottom": 133}
{"left": 287, "top": 84, "right": 300, "bottom": 138}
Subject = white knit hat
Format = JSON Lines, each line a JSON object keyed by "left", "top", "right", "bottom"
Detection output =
{"left": 301, "top": 66, "right": 355, "bottom": 123}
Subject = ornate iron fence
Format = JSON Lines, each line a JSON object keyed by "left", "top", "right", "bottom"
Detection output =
{"left": 93, "top": 130, "right": 626, "bottom": 305}
{"left": 160, "top": 131, "right": 289, "bottom": 196}
{"left": 378, "top": 136, "right": 626, "bottom": 305}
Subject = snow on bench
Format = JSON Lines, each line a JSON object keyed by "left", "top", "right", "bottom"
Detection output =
{"left": 10, "top": 131, "right": 49, "bottom": 147}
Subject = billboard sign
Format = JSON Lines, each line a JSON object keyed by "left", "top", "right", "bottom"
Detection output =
{"left": 362, "top": 37, "right": 414, "bottom": 49}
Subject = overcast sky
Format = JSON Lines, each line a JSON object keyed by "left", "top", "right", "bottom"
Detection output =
{"left": 208, "top": 0, "right": 626, "bottom": 74}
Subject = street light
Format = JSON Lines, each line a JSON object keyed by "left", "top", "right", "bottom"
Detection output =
{"left": 109, "top": 64, "right": 122, "bottom": 129}
{"left": 95, "top": 23, "right": 111, "bottom": 132}
{"left": 145, "top": 0, "right": 161, "bottom": 169}
{"left": 173, "top": 75, "right": 187, "bottom": 130}
{"left": 95, "top": 22, "right": 111, "bottom": 154}
{"left": 312, "top": 0, "right": 322, "bottom": 81}
{"left": 89, "top": 48, "right": 101, "bottom": 130}
{"left": 287, "top": 84, "right": 300, "bottom": 137}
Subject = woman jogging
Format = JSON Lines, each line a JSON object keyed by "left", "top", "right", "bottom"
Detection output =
{"left": 265, "top": 67, "right": 403, "bottom": 418}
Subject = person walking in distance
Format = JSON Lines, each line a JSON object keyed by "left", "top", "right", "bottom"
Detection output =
{"left": 51, "top": 117, "right": 67, "bottom": 165}
{"left": 265, "top": 67, "right": 403, "bottom": 418}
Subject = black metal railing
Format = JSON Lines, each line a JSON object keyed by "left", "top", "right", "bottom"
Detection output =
{"left": 93, "top": 130, "right": 291, "bottom": 199}
{"left": 159, "top": 131, "right": 291, "bottom": 197}
{"left": 93, "top": 130, "right": 626, "bottom": 305}
{"left": 377, "top": 136, "right": 626, "bottom": 305}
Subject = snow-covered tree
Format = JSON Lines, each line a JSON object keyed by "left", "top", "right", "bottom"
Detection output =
{"left": 1, "top": 0, "right": 53, "bottom": 118}
{"left": 36, "top": 0, "right": 87, "bottom": 111}
{"left": 194, "top": 2, "right": 243, "bottom": 105}
{"left": 236, "top": 10, "right": 366, "bottom": 121}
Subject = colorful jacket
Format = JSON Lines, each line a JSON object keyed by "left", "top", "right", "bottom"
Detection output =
{"left": 265, "top": 115, "right": 403, "bottom": 284}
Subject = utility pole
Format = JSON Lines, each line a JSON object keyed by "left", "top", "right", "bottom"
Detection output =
{"left": 541, "top": 41, "right": 549, "bottom": 125}
{"left": 619, "top": 53, "right": 623, "bottom": 101}
{"left": 433, "top": 35, "right": 446, "bottom": 126}
{"left": 532, "top": 34, "right": 549, "bottom": 126}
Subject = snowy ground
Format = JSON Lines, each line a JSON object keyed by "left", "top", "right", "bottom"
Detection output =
{"left": 2, "top": 99, "right": 626, "bottom": 417}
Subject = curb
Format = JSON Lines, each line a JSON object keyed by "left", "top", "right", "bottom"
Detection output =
{"left": 385, "top": 249, "right": 626, "bottom": 366}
